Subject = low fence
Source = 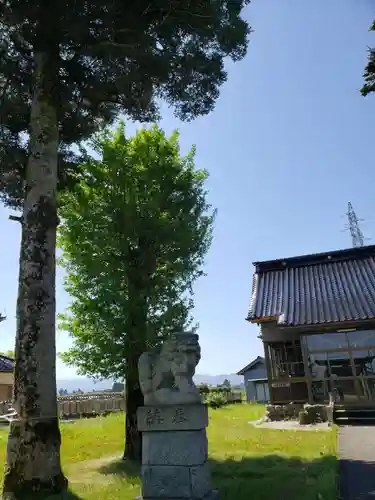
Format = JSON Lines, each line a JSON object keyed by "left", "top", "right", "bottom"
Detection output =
{"left": 0, "top": 392, "right": 126, "bottom": 421}
{"left": 57, "top": 392, "right": 124, "bottom": 402}
{"left": 59, "top": 395, "right": 125, "bottom": 419}
{"left": 228, "top": 392, "right": 242, "bottom": 403}
{"left": 0, "top": 390, "right": 242, "bottom": 421}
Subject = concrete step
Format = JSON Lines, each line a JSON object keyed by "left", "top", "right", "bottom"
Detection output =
{"left": 336, "top": 416, "right": 375, "bottom": 420}
{"left": 335, "top": 418, "right": 375, "bottom": 426}
{"left": 334, "top": 407, "right": 375, "bottom": 425}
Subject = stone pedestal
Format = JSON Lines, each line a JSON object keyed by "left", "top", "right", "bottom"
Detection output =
{"left": 136, "top": 404, "right": 218, "bottom": 500}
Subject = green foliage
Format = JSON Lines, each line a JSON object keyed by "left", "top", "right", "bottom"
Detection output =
{"left": 214, "top": 386, "right": 231, "bottom": 394}
{"left": 0, "top": 0, "right": 251, "bottom": 208}
{"left": 361, "top": 21, "right": 375, "bottom": 96}
{"left": 221, "top": 378, "right": 232, "bottom": 389}
{"left": 0, "top": 350, "right": 15, "bottom": 359}
{"left": 206, "top": 391, "right": 227, "bottom": 409}
{"left": 198, "top": 383, "right": 211, "bottom": 395}
{"left": 58, "top": 124, "right": 216, "bottom": 380}
{"left": 112, "top": 382, "right": 125, "bottom": 393}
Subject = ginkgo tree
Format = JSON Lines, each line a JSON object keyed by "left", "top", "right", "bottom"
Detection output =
{"left": 58, "top": 123, "right": 216, "bottom": 461}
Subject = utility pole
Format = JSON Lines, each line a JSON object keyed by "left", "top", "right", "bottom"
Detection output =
{"left": 344, "top": 202, "right": 366, "bottom": 247}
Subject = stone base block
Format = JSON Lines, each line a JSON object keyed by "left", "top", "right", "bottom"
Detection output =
{"left": 140, "top": 463, "right": 214, "bottom": 499}
{"left": 190, "top": 463, "right": 212, "bottom": 497}
{"left": 142, "top": 465, "right": 191, "bottom": 498}
{"left": 137, "top": 404, "right": 217, "bottom": 499}
{"left": 143, "top": 429, "right": 208, "bottom": 466}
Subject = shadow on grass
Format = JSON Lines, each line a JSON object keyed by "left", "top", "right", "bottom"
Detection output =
{"left": 96, "top": 454, "right": 338, "bottom": 500}
{"left": 57, "top": 492, "right": 84, "bottom": 500}
{"left": 31, "top": 491, "right": 85, "bottom": 500}
{"left": 339, "top": 458, "right": 375, "bottom": 500}
{"left": 98, "top": 457, "right": 140, "bottom": 479}
{"left": 210, "top": 455, "right": 337, "bottom": 500}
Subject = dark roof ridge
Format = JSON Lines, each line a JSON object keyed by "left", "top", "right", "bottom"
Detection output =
{"left": 253, "top": 244, "right": 375, "bottom": 273}
{"left": 0, "top": 354, "right": 14, "bottom": 372}
{"left": 237, "top": 356, "right": 265, "bottom": 375}
{"left": 0, "top": 354, "right": 14, "bottom": 362}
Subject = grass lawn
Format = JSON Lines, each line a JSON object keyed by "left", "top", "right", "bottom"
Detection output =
{"left": 0, "top": 404, "right": 337, "bottom": 500}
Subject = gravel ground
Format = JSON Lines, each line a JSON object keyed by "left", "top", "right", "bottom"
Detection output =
{"left": 249, "top": 418, "right": 332, "bottom": 431}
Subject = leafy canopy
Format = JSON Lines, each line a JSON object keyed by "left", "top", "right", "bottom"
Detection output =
{"left": 0, "top": 0, "right": 250, "bottom": 208}
{"left": 362, "top": 21, "right": 375, "bottom": 96}
{"left": 58, "top": 124, "right": 216, "bottom": 380}
{"left": 0, "top": 350, "right": 15, "bottom": 359}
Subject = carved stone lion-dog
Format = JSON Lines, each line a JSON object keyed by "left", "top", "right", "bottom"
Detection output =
{"left": 138, "top": 332, "right": 202, "bottom": 405}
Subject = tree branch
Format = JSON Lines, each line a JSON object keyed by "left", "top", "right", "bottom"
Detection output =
{"left": 9, "top": 214, "right": 22, "bottom": 223}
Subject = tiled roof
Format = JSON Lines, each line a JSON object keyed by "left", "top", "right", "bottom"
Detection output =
{"left": 0, "top": 355, "right": 14, "bottom": 372}
{"left": 247, "top": 245, "right": 375, "bottom": 326}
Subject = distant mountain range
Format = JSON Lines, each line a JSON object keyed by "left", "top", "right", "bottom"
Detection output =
{"left": 194, "top": 373, "right": 243, "bottom": 387}
{"left": 57, "top": 373, "right": 244, "bottom": 393}
{"left": 57, "top": 378, "right": 114, "bottom": 394}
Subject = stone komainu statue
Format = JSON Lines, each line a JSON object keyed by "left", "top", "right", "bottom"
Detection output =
{"left": 138, "top": 331, "right": 202, "bottom": 405}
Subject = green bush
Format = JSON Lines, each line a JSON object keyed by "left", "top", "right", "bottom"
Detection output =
{"left": 214, "top": 386, "right": 231, "bottom": 395}
{"left": 198, "top": 383, "right": 211, "bottom": 395}
{"left": 206, "top": 391, "right": 227, "bottom": 409}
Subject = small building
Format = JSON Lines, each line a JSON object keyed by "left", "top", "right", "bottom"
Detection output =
{"left": 0, "top": 355, "right": 13, "bottom": 401}
{"left": 237, "top": 356, "right": 270, "bottom": 403}
{"left": 246, "top": 244, "right": 375, "bottom": 407}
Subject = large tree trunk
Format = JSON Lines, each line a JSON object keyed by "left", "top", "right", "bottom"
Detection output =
{"left": 123, "top": 242, "right": 155, "bottom": 462}
{"left": 124, "top": 360, "right": 144, "bottom": 462}
{"left": 2, "top": 52, "right": 67, "bottom": 499}
{"left": 123, "top": 309, "right": 146, "bottom": 462}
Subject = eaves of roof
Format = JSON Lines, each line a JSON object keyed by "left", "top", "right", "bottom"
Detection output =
{"left": 247, "top": 246, "right": 375, "bottom": 327}
{"left": 0, "top": 355, "right": 14, "bottom": 372}
{"left": 237, "top": 356, "right": 265, "bottom": 375}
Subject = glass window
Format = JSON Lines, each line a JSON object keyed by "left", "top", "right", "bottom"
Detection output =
{"left": 326, "top": 352, "right": 352, "bottom": 377}
{"left": 308, "top": 351, "right": 352, "bottom": 378}
{"left": 347, "top": 330, "right": 375, "bottom": 349}
{"left": 304, "top": 332, "right": 348, "bottom": 352}
{"left": 351, "top": 349, "right": 375, "bottom": 376}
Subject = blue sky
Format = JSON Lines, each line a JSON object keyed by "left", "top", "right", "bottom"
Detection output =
{"left": 1, "top": 0, "right": 375, "bottom": 379}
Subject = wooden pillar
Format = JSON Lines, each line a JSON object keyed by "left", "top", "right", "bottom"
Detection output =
{"left": 348, "top": 346, "right": 362, "bottom": 402}
{"left": 301, "top": 336, "right": 314, "bottom": 404}
{"left": 263, "top": 341, "right": 275, "bottom": 404}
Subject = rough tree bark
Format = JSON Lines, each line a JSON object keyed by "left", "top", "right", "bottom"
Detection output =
{"left": 2, "top": 51, "right": 67, "bottom": 499}
{"left": 123, "top": 291, "right": 147, "bottom": 462}
{"left": 124, "top": 351, "right": 144, "bottom": 462}
{"left": 123, "top": 243, "right": 155, "bottom": 462}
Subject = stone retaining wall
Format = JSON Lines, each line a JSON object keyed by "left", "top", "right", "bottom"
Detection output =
{"left": 265, "top": 403, "right": 303, "bottom": 421}
{"left": 266, "top": 403, "right": 331, "bottom": 424}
